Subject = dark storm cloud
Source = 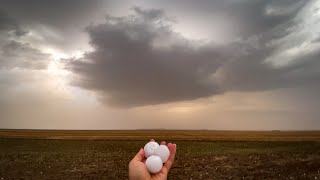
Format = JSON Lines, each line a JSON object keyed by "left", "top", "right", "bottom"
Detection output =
{"left": 281, "top": 50, "right": 320, "bottom": 84}
{"left": 69, "top": 8, "right": 224, "bottom": 107}
{"left": 0, "top": 10, "right": 50, "bottom": 69}
{"left": 0, "top": 0, "right": 108, "bottom": 54}
{"left": 212, "top": 52, "right": 285, "bottom": 92}
{"left": 0, "top": 0, "right": 104, "bottom": 27}
{"left": 0, "top": 10, "right": 27, "bottom": 36}
{"left": 213, "top": 51, "right": 320, "bottom": 92}
{"left": 0, "top": 40, "right": 50, "bottom": 69}
{"left": 68, "top": 1, "right": 320, "bottom": 107}
{"left": 212, "top": 26, "right": 320, "bottom": 92}
{"left": 228, "top": 0, "right": 307, "bottom": 38}
{"left": 0, "top": 10, "right": 17, "bottom": 31}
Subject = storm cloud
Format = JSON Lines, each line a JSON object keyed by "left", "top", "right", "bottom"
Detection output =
{"left": 0, "top": 40, "right": 50, "bottom": 69}
{"left": 0, "top": 10, "right": 26, "bottom": 36}
{"left": 68, "top": 8, "right": 225, "bottom": 107}
{"left": 69, "top": 1, "right": 320, "bottom": 107}
{"left": 0, "top": 10, "right": 50, "bottom": 70}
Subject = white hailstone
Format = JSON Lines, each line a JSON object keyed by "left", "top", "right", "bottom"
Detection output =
{"left": 145, "top": 155, "right": 163, "bottom": 174}
{"left": 144, "top": 142, "right": 159, "bottom": 158}
{"left": 154, "top": 145, "right": 170, "bottom": 163}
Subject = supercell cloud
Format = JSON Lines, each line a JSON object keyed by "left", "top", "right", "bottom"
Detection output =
{"left": 69, "top": 1, "right": 320, "bottom": 107}
{"left": 69, "top": 8, "right": 223, "bottom": 107}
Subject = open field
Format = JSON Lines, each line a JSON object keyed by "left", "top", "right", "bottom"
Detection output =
{"left": 1, "top": 129, "right": 320, "bottom": 141}
{"left": 0, "top": 130, "right": 320, "bottom": 179}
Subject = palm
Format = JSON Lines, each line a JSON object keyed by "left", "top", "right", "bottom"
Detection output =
{"left": 130, "top": 160, "right": 167, "bottom": 180}
{"left": 150, "top": 167, "right": 168, "bottom": 180}
{"left": 129, "top": 140, "right": 177, "bottom": 180}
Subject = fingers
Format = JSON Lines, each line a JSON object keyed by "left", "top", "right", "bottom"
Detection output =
{"left": 163, "top": 143, "right": 177, "bottom": 171}
{"left": 150, "top": 139, "right": 166, "bottom": 145}
{"left": 132, "top": 148, "right": 145, "bottom": 162}
{"left": 149, "top": 139, "right": 166, "bottom": 145}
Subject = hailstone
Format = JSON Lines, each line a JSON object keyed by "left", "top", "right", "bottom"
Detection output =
{"left": 145, "top": 155, "right": 163, "bottom": 173}
{"left": 154, "top": 145, "right": 170, "bottom": 163}
{"left": 144, "top": 142, "right": 159, "bottom": 158}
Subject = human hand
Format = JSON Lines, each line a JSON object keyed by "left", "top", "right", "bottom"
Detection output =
{"left": 129, "top": 139, "right": 177, "bottom": 180}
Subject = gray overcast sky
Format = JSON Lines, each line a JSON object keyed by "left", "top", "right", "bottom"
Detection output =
{"left": 0, "top": 0, "right": 320, "bottom": 130}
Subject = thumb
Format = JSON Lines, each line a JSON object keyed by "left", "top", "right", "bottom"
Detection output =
{"left": 132, "top": 148, "right": 145, "bottom": 162}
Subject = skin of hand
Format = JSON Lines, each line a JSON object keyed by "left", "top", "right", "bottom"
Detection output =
{"left": 129, "top": 139, "right": 177, "bottom": 180}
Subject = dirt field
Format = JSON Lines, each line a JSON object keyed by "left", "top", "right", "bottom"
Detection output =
{"left": 0, "top": 130, "right": 320, "bottom": 179}
{"left": 1, "top": 129, "right": 320, "bottom": 141}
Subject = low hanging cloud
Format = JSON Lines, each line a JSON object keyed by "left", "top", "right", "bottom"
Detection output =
{"left": 68, "top": 7, "right": 225, "bottom": 107}
{"left": 69, "top": 1, "right": 320, "bottom": 108}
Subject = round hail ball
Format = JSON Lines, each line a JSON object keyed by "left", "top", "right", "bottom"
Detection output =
{"left": 145, "top": 155, "right": 163, "bottom": 173}
{"left": 154, "top": 145, "right": 170, "bottom": 163}
{"left": 144, "top": 142, "right": 159, "bottom": 158}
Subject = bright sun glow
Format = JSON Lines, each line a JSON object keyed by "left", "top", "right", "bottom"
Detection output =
{"left": 44, "top": 48, "right": 83, "bottom": 77}
{"left": 44, "top": 49, "right": 96, "bottom": 103}
{"left": 47, "top": 61, "right": 70, "bottom": 76}
{"left": 45, "top": 49, "right": 73, "bottom": 92}
{"left": 44, "top": 48, "right": 68, "bottom": 60}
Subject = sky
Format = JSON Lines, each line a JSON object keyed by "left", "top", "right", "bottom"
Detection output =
{"left": 0, "top": 0, "right": 320, "bottom": 130}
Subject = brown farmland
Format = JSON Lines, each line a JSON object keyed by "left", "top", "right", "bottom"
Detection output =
{"left": 0, "top": 130, "right": 320, "bottom": 179}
